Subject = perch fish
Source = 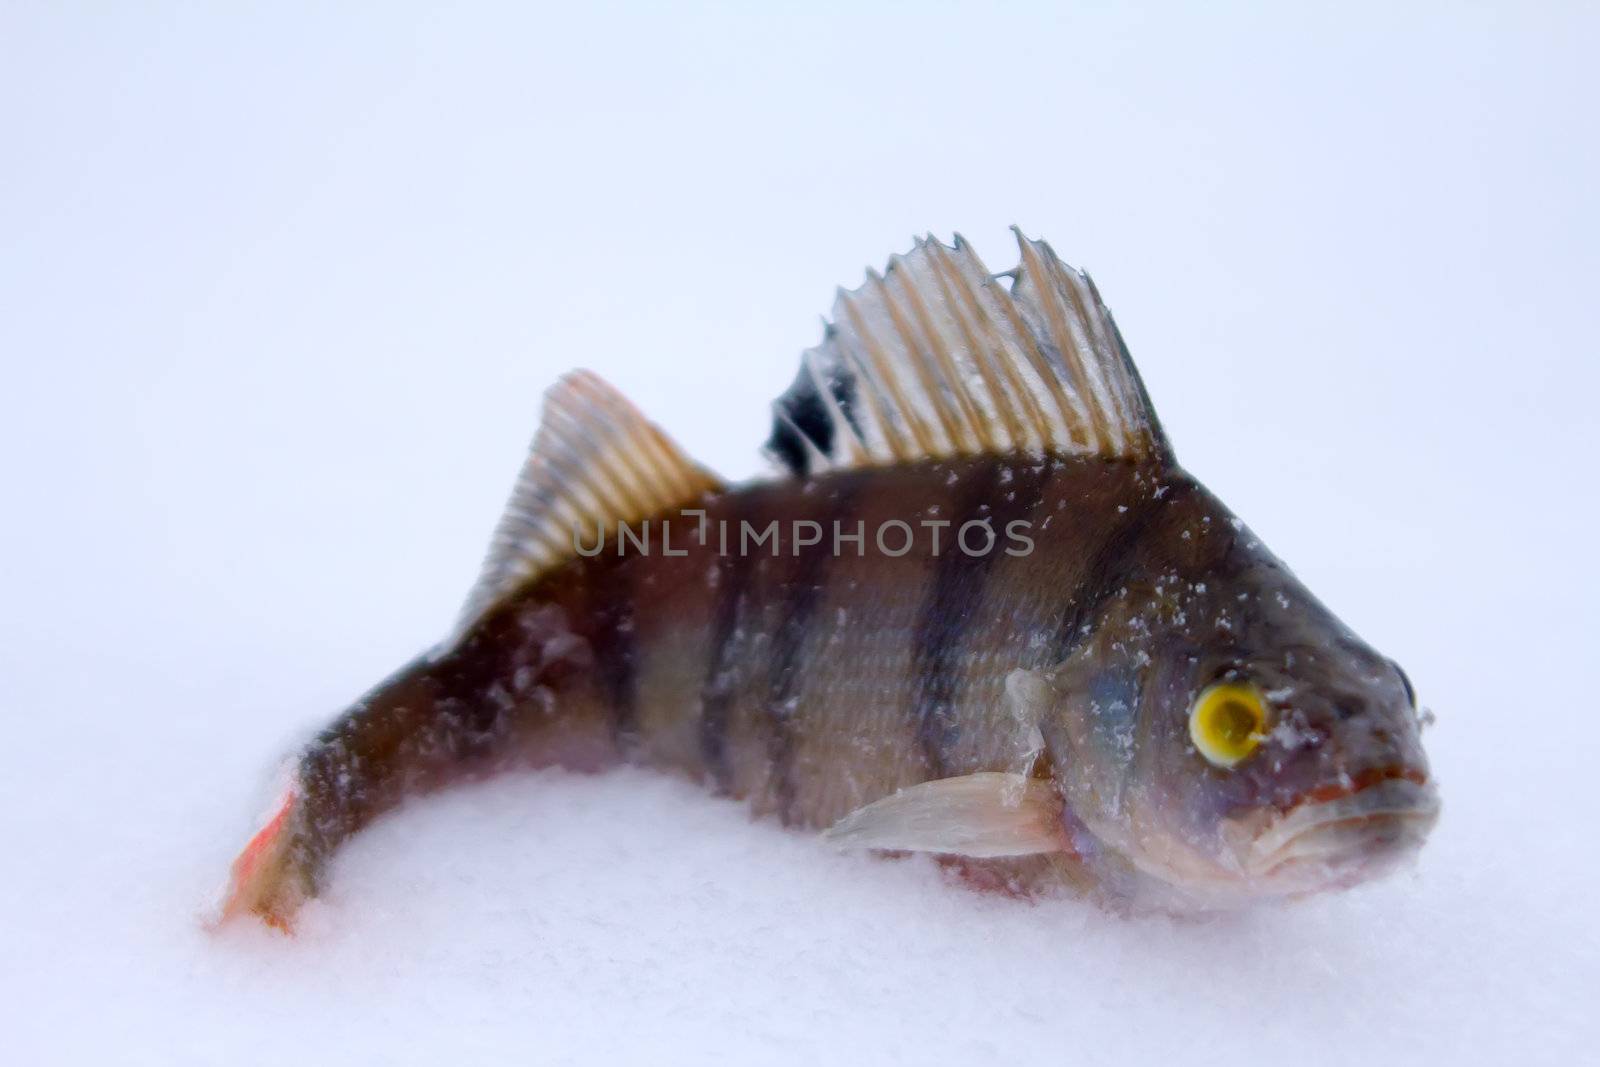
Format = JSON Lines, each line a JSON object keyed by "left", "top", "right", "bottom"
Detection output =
{"left": 219, "top": 231, "right": 1438, "bottom": 928}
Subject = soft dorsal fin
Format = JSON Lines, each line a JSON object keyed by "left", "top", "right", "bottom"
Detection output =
{"left": 458, "top": 371, "right": 722, "bottom": 629}
{"left": 765, "top": 230, "right": 1170, "bottom": 475}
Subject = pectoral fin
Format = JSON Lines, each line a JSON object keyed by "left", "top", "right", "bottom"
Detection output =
{"left": 822, "top": 772, "right": 1065, "bottom": 858}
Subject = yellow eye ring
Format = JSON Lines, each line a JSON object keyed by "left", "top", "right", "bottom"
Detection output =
{"left": 1189, "top": 682, "right": 1268, "bottom": 768}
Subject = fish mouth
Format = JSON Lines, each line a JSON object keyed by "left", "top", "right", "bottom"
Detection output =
{"left": 1241, "top": 776, "right": 1440, "bottom": 889}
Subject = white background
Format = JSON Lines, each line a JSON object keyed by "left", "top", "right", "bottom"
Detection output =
{"left": 3, "top": 3, "right": 1596, "bottom": 1064}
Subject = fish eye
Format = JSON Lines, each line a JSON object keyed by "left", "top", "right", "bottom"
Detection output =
{"left": 1189, "top": 682, "right": 1268, "bottom": 768}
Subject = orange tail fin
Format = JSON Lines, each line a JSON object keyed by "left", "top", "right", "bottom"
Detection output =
{"left": 215, "top": 786, "right": 307, "bottom": 932}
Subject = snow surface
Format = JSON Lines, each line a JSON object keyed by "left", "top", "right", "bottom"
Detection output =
{"left": 3, "top": 5, "right": 1598, "bottom": 1065}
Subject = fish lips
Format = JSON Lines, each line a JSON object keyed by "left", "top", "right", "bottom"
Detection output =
{"left": 1229, "top": 775, "right": 1441, "bottom": 892}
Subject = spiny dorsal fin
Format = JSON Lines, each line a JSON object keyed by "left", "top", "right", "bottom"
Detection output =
{"left": 765, "top": 230, "right": 1169, "bottom": 475}
{"left": 458, "top": 371, "right": 722, "bottom": 629}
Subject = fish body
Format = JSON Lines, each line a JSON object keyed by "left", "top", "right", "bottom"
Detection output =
{"left": 221, "top": 233, "right": 1437, "bottom": 928}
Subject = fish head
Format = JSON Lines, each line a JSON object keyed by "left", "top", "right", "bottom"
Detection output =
{"left": 1037, "top": 493, "right": 1437, "bottom": 908}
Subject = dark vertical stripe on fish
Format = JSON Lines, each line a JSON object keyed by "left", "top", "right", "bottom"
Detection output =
{"left": 912, "top": 459, "right": 1050, "bottom": 774}
{"left": 1050, "top": 476, "right": 1192, "bottom": 661}
{"left": 588, "top": 556, "right": 639, "bottom": 753}
{"left": 764, "top": 488, "right": 857, "bottom": 823}
{"left": 698, "top": 504, "right": 751, "bottom": 793}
